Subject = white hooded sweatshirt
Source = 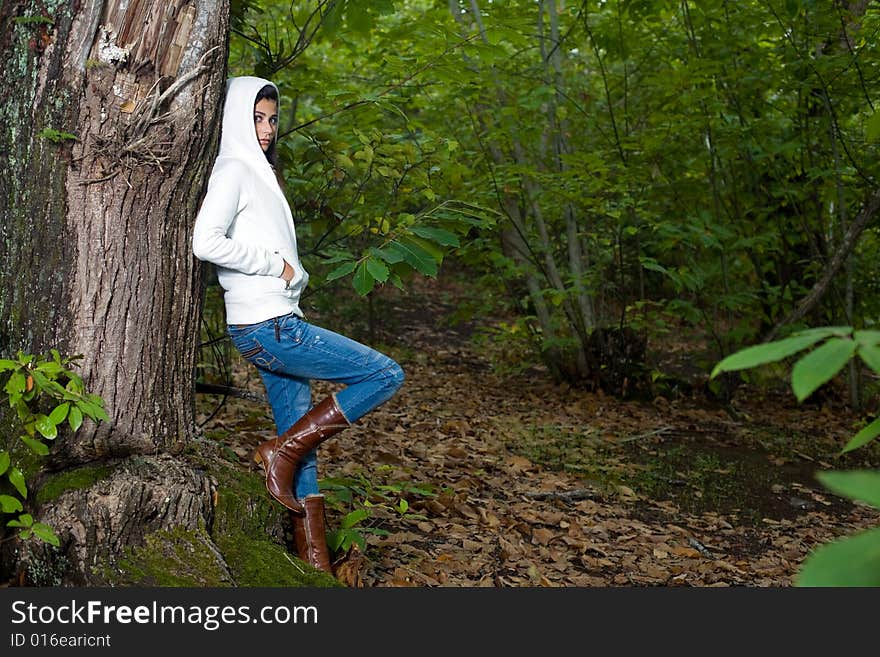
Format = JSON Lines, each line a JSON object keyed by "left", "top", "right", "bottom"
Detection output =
{"left": 192, "top": 76, "right": 309, "bottom": 325}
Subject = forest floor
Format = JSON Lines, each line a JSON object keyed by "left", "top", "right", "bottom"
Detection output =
{"left": 198, "top": 268, "right": 880, "bottom": 587}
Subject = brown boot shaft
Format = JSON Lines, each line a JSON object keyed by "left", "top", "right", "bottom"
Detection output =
{"left": 293, "top": 495, "right": 333, "bottom": 574}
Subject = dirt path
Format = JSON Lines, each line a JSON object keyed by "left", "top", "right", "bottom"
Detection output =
{"left": 200, "top": 273, "right": 880, "bottom": 587}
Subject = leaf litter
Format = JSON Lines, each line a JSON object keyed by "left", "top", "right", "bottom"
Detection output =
{"left": 198, "top": 272, "right": 880, "bottom": 587}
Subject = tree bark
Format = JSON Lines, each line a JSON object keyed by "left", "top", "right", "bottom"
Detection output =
{"left": 764, "top": 188, "right": 880, "bottom": 342}
{"left": 0, "top": 0, "right": 228, "bottom": 584}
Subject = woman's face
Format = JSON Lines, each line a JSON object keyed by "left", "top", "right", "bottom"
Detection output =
{"left": 254, "top": 98, "right": 278, "bottom": 152}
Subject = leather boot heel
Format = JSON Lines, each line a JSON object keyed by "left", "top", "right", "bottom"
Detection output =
{"left": 253, "top": 439, "right": 276, "bottom": 467}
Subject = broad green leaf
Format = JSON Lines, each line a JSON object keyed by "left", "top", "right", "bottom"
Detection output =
{"left": 20, "top": 435, "right": 49, "bottom": 456}
{"left": 8, "top": 467, "right": 27, "bottom": 498}
{"left": 0, "top": 495, "right": 23, "bottom": 513}
{"left": 0, "top": 359, "right": 17, "bottom": 372}
{"left": 31, "top": 523, "right": 60, "bottom": 547}
{"left": 842, "top": 417, "right": 880, "bottom": 454}
{"left": 49, "top": 402, "right": 70, "bottom": 425}
{"left": 341, "top": 508, "right": 370, "bottom": 529}
{"left": 5, "top": 370, "right": 26, "bottom": 395}
{"left": 0, "top": 451, "right": 8, "bottom": 476}
{"left": 710, "top": 333, "right": 829, "bottom": 378}
{"left": 68, "top": 405, "right": 83, "bottom": 432}
{"left": 858, "top": 344, "right": 880, "bottom": 374}
{"left": 335, "top": 153, "right": 354, "bottom": 170}
{"left": 791, "top": 338, "right": 857, "bottom": 402}
{"left": 389, "top": 272, "right": 405, "bottom": 291}
{"left": 16, "top": 513, "right": 33, "bottom": 526}
{"left": 816, "top": 470, "right": 880, "bottom": 508}
{"left": 35, "top": 361, "right": 63, "bottom": 375}
{"left": 326, "top": 260, "right": 357, "bottom": 281}
{"left": 409, "top": 225, "right": 460, "bottom": 247}
{"left": 365, "top": 256, "right": 390, "bottom": 282}
{"left": 866, "top": 111, "right": 880, "bottom": 143}
{"left": 34, "top": 414, "right": 58, "bottom": 440}
{"left": 346, "top": 2, "right": 371, "bottom": 33}
{"left": 796, "top": 527, "right": 880, "bottom": 586}
{"left": 640, "top": 259, "right": 669, "bottom": 275}
{"left": 854, "top": 330, "right": 880, "bottom": 347}
{"left": 352, "top": 261, "right": 376, "bottom": 296}
{"left": 78, "top": 400, "right": 107, "bottom": 423}
{"left": 389, "top": 237, "right": 438, "bottom": 276}
{"left": 793, "top": 326, "right": 852, "bottom": 338}
{"left": 370, "top": 246, "right": 404, "bottom": 264}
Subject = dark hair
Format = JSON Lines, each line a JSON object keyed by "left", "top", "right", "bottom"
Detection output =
{"left": 255, "top": 84, "right": 279, "bottom": 167}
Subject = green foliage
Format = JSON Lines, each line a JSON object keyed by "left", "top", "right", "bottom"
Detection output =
{"left": 12, "top": 15, "right": 53, "bottom": 26}
{"left": 37, "top": 128, "right": 77, "bottom": 144}
{"left": 0, "top": 350, "right": 108, "bottom": 547}
{"left": 226, "top": 0, "right": 880, "bottom": 386}
{"left": 711, "top": 327, "right": 880, "bottom": 586}
{"left": 319, "top": 465, "right": 437, "bottom": 554}
{"left": 711, "top": 327, "right": 880, "bottom": 403}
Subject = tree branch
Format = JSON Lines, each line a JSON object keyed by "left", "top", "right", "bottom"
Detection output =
{"left": 764, "top": 188, "right": 880, "bottom": 341}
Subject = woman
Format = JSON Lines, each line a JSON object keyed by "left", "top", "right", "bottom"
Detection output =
{"left": 192, "top": 76, "right": 405, "bottom": 574}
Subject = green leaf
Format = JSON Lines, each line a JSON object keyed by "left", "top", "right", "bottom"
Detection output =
{"left": 346, "top": 1, "right": 371, "bottom": 33}
{"left": 17, "top": 513, "right": 33, "bottom": 527}
{"left": 49, "top": 402, "right": 70, "bottom": 425}
{"left": 36, "top": 361, "right": 63, "bottom": 375}
{"left": 34, "top": 414, "right": 58, "bottom": 440}
{"left": 20, "top": 435, "right": 49, "bottom": 456}
{"left": 793, "top": 326, "right": 852, "bottom": 338}
{"left": 791, "top": 337, "right": 857, "bottom": 402}
{"left": 340, "top": 508, "right": 370, "bottom": 530}
{"left": 796, "top": 527, "right": 880, "bottom": 586}
{"left": 370, "top": 246, "right": 404, "bottom": 265}
{"left": 86, "top": 395, "right": 109, "bottom": 422}
{"left": 68, "top": 405, "right": 83, "bottom": 432}
{"left": 854, "top": 330, "right": 880, "bottom": 347}
{"left": 31, "top": 522, "right": 60, "bottom": 547}
{"left": 0, "top": 495, "right": 23, "bottom": 513}
{"left": 841, "top": 417, "right": 880, "bottom": 454}
{"left": 0, "top": 451, "right": 9, "bottom": 476}
{"left": 816, "top": 470, "right": 880, "bottom": 508}
{"left": 5, "top": 370, "right": 26, "bottom": 395}
{"left": 710, "top": 333, "right": 829, "bottom": 378}
{"left": 640, "top": 258, "right": 669, "bottom": 275}
{"left": 8, "top": 467, "right": 27, "bottom": 498}
{"left": 389, "top": 272, "right": 405, "bottom": 291}
{"left": 78, "top": 400, "right": 106, "bottom": 422}
{"left": 326, "top": 260, "right": 357, "bottom": 281}
{"left": 866, "top": 111, "right": 880, "bottom": 143}
{"left": 389, "top": 237, "right": 438, "bottom": 277}
{"left": 858, "top": 344, "right": 880, "bottom": 374}
{"left": 409, "top": 225, "right": 460, "bottom": 247}
{"left": 0, "top": 359, "right": 17, "bottom": 372}
{"left": 365, "top": 256, "right": 390, "bottom": 283}
{"left": 352, "top": 261, "right": 376, "bottom": 296}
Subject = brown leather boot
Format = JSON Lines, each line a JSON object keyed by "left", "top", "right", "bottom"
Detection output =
{"left": 291, "top": 495, "right": 333, "bottom": 574}
{"left": 253, "top": 395, "right": 350, "bottom": 512}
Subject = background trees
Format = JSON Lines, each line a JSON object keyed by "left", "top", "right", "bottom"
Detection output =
{"left": 231, "top": 0, "right": 879, "bottom": 397}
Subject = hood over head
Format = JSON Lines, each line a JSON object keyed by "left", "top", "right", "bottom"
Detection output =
{"left": 218, "top": 76, "right": 278, "bottom": 172}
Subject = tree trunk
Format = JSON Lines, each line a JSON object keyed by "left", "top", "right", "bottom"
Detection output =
{"left": 0, "top": 0, "right": 229, "bottom": 584}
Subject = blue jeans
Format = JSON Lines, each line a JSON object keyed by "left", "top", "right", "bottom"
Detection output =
{"left": 227, "top": 312, "right": 404, "bottom": 499}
